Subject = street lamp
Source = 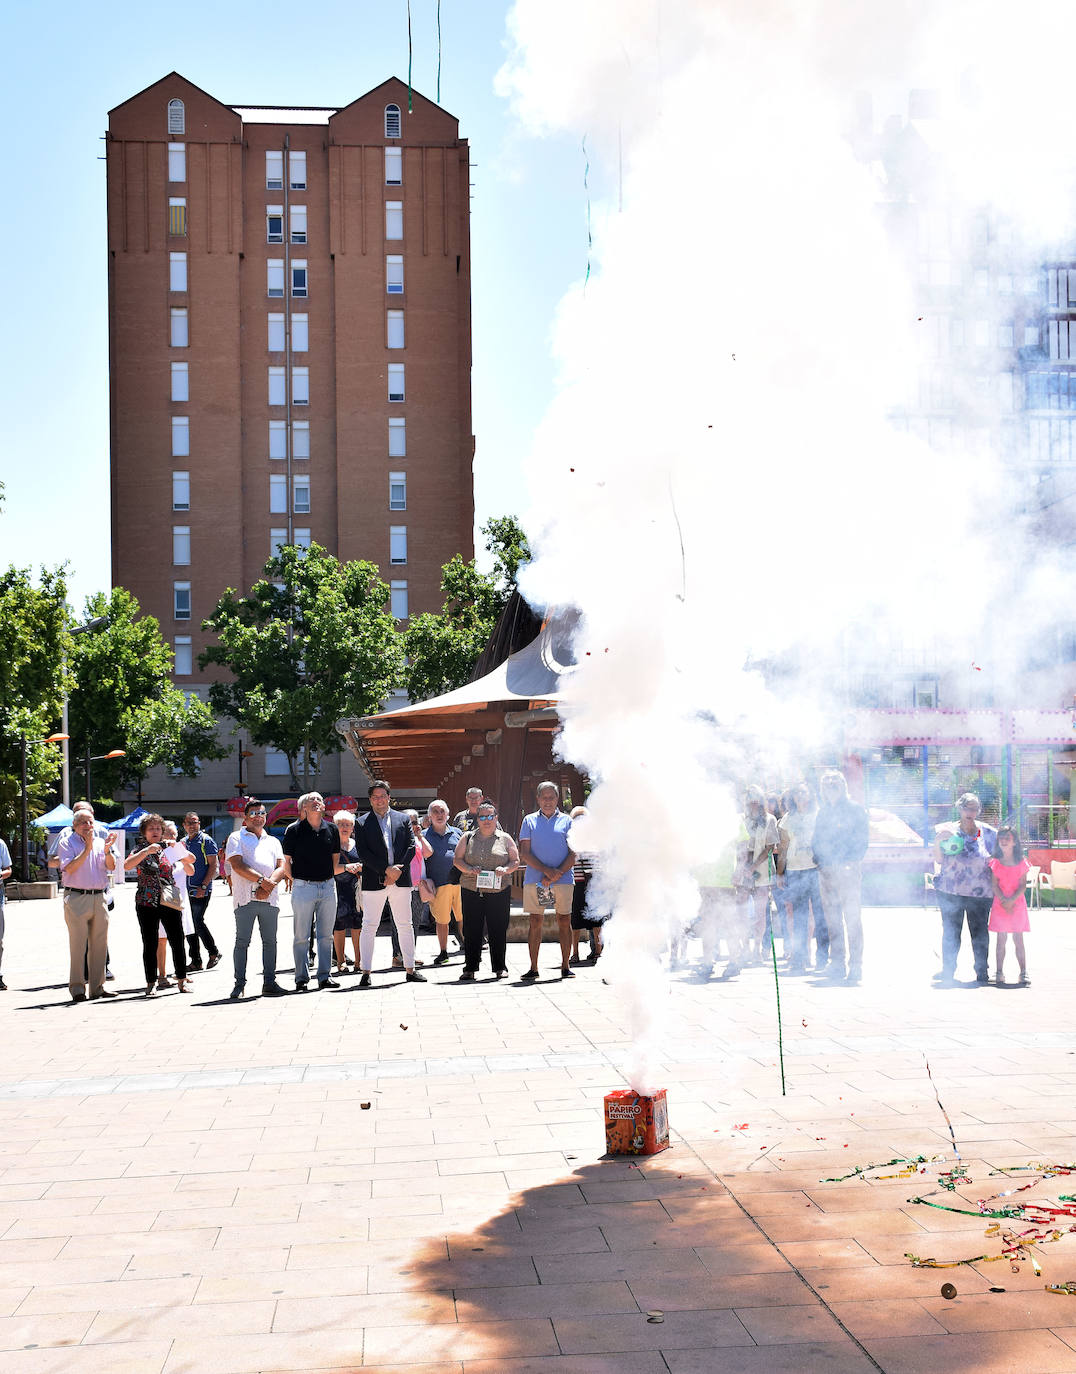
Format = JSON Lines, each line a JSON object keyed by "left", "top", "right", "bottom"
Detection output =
{"left": 85, "top": 748, "right": 127, "bottom": 804}
{"left": 62, "top": 615, "right": 109, "bottom": 807}
{"left": 20, "top": 733, "right": 69, "bottom": 882}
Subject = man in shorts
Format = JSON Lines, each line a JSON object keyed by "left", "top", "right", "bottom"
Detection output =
{"left": 518, "top": 780, "right": 576, "bottom": 980}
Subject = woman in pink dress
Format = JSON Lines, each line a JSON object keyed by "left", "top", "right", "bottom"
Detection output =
{"left": 988, "top": 826, "right": 1030, "bottom": 987}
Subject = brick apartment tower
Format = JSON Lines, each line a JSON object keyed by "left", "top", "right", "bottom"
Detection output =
{"left": 106, "top": 73, "right": 474, "bottom": 811}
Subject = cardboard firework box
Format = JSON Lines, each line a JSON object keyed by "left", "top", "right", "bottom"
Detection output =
{"left": 604, "top": 1089, "right": 670, "bottom": 1155}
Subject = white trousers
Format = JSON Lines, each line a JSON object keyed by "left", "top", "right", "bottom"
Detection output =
{"left": 359, "top": 885, "right": 416, "bottom": 971}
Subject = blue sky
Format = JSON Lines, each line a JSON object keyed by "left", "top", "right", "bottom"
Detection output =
{"left": 1, "top": 0, "right": 583, "bottom": 611}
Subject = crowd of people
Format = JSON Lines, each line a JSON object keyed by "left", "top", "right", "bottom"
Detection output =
{"left": 4, "top": 773, "right": 1033, "bottom": 1001}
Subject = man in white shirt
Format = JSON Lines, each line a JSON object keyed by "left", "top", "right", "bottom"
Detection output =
{"left": 225, "top": 798, "right": 288, "bottom": 1000}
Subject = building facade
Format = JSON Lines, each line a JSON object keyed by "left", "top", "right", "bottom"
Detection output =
{"left": 106, "top": 73, "right": 474, "bottom": 824}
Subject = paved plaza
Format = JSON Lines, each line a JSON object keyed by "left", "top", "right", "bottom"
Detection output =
{"left": 2, "top": 885, "right": 1076, "bottom": 1372}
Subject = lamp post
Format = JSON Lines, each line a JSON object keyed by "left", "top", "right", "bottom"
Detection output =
{"left": 62, "top": 615, "right": 109, "bottom": 807}
{"left": 19, "top": 733, "right": 69, "bottom": 882}
{"left": 85, "top": 748, "right": 126, "bottom": 806}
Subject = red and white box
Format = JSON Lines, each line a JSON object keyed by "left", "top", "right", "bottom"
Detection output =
{"left": 604, "top": 1089, "right": 670, "bottom": 1155}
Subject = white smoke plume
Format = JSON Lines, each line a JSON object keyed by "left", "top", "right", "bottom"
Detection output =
{"left": 497, "top": 1, "right": 1076, "bottom": 1091}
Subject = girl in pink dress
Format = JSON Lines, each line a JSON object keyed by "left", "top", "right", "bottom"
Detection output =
{"left": 988, "top": 826, "right": 1030, "bottom": 987}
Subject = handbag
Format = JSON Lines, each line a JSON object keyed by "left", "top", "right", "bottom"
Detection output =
{"left": 418, "top": 877, "right": 437, "bottom": 903}
{"left": 158, "top": 877, "right": 183, "bottom": 911}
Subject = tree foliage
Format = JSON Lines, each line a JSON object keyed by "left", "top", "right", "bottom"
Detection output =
{"left": 199, "top": 543, "right": 404, "bottom": 788}
{"left": 402, "top": 516, "right": 531, "bottom": 704}
{"left": 0, "top": 566, "right": 70, "bottom": 850}
{"left": 68, "top": 588, "right": 227, "bottom": 799}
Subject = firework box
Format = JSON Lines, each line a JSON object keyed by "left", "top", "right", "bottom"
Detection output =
{"left": 604, "top": 1089, "right": 670, "bottom": 1155}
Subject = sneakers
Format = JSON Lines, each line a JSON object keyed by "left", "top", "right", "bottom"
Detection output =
{"left": 318, "top": 978, "right": 340, "bottom": 990}
{"left": 262, "top": 983, "right": 288, "bottom": 997}
{"left": 295, "top": 981, "right": 309, "bottom": 992}
{"left": 433, "top": 951, "right": 450, "bottom": 966}
{"left": 406, "top": 970, "right": 427, "bottom": 983}
{"left": 358, "top": 972, "right": 371, "bottom": 989}
{"left": 105, "top": 969, "right": 116, "bottom": 981}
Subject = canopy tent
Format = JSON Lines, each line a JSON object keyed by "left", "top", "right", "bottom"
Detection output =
{"left": 108, "top": 806, "right": 149, "bottom": 831}
{"left": 33, "top": 804, "right": 74, "bottom": 831}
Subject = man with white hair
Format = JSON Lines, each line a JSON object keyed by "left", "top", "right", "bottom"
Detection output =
{"left": 811, "top": 770, "right": 870, "bottom": 985}
{"left": 57, "top": 811, "right": 117, "bottom": 1001}
{"left": 282, "top": 792, "right": 343, "bottom": 991}
{"left": 518, "top": 781, "right": 576, "bottom": 980}
{"left": 424, "top": 800, "right": 464, "bottom": 965}
{"left": 54, "top": 802, "right": 118, "bottom": 983}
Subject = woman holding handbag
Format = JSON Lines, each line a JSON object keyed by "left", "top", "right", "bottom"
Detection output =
{"left": 124, "top": 813, "right": 192, "bottom": 995}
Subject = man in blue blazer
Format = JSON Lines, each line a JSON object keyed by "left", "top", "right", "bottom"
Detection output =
{"left": 354, "top": 778, "right": 424, "bottom": 986}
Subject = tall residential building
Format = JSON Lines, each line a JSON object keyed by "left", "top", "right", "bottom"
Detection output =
{"left": 106, "top": 73, "right": 474, "bottom": 815}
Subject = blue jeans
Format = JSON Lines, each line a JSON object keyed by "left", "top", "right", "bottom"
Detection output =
{"left": 291, "top": 878, "right": 337, "bottom": 983}
{"left": 233, "top": 899, "right": 279, "bottom": 987}
{"left": 784, "top": 868, "right": 823, "bottom": 968}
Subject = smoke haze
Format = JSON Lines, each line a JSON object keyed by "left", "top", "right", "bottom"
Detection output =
{"left": 497, "top": 1, "right": 1076, "bottom": 1089}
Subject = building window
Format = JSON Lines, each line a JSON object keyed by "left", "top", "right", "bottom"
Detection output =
{"left": 385, "top": 104, "right": 401, "bottom": 138}
{"left": 172, "top": 471, "right": 190, "bottom": 510}
{"left": 290, "top": 205, "right": 307, "bottom": 243}
{"left": 170, "top": 308, "right": 188, "bottom": 347}
{"left": 168, "top": 198, "right": 187, "bottom": 236}
{"left": 269, "top": 420, "right": 287, "bottom": 458}
{"left": 1025, "top": 371, "right": 1076, "bottom": 410}
{"left": 291, "top": 260, "right": 308, "bottom": 297}
{"left": 292, "top": 421, "right": 310, "bottom": 458}
{"left": 388, "top": 417, "right": 406, "bottom": 457}
{"left": 293, "top": 475, "right": 311, "bottom": 513}
{"left": 168, "top": 100, "right": 185, "bottom": 135}
{"left": 271, "top": 527, "right": 287, "bottom": 556}
{"left": 385, "top": 201, "right": 403, "bottom": 240}
{"left": 998, "top": 324, "right": 1014, "bottom": 348}
{"left": 174, "top": 581, "right": 191, "bottom": 621}
{"left": 973, "top": 320, "right": 990, "bottom": 348}
{"left": 390, "top": 580, "right": 408, "bottom": 619}
{"left": 171, "top": 416, "right": 189, "bottom": 457}
{"left": 1047, "top": 267, "right": 1076, "bottom": 309}
{"left": 174, "top": 635, "right": 193, "bottom": 675}
{"left": 268, "top": 313, "right": 285, "bottom": 352}
{"left": 386, "top": 255, "right": 404, "bottom": 294}
{"left": 173, "top": 526, "right": 191, "bottom": 565}
{"left": 268, "top": 367, "right": 286, "bottom": 406}
{"left": 389, "top": 472, "right": 406, "bottom": 509}
{"left": 267, "top": 259, "right": 284, "bottom": 298}
{"left": 292, "top": 314, "right": 309, "bottom": 352}
{"left": 387, "top": 363, "right": 405, "bottom": 402}
{"left": 171, "top": 362, "right": 189, "bottom": 402}
{"left": 168, "top": 143, "right": 186, "bottom": 182}
{"left": 294, "top": 528, "right": 311, "bottom": 551}
{"left": 1048, "top": 320, "right": 1076, "bottom": 362}
{"left": 1024, "top": 324, "right": 1041, "bottom": 348}
{"left": 169, "top": 252, "right": 187, "bottom": 292}
{"left": 385, "top": 147, "right": 402, "bottom": 184}
{"left": 292, "top": 367, "right": 309, "bottom": 405}
{"left": 289, "top": 150, "right": 307, "bottom": 190}
{"left": 264, "top": 747, "right": 290, "bottom": 776}
{"left": 266, "top": 207, "right": 283, "bottom": 244}
{"left": 266, "top": 150, "right": 284, "bottom": 190}
{"left": 387, "top": 310, "right": 404, "bottom": 348}
{"left": 390, "top": 526, "right": 407, "bottom": 564}
{"left": 270, "top": 474, "right": 287, "bottom": 513}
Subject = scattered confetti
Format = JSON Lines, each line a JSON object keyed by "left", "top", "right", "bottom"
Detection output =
{"left": 360, "top": 1102, "right": 371, "bottom": 1110}
{"left": 399, "top": 1023, "right": 408, "bottom": 1030}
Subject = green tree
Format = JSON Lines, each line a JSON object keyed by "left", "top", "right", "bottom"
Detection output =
{"left": 402, "top": 516, "right": 531, "bottom": 703}
{"left": 68, "top": 588, "right": 227, "bottom": 801}
{"left": 199, "top": 543, "right": 404, "bottom": 789}
{"left": 0, "top": 566, "right": 70, "bottom": 858}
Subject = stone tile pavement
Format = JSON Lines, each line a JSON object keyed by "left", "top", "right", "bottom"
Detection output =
{"left": 1, "top": 884, "right": 1076, "bottom": 1371}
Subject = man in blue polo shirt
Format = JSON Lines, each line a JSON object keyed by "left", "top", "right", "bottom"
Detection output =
{"left": 518, "top": 780, "right": 576, "bottom": 981}
{"left": 182, "top": 812, "right": 221, "bottom": 971}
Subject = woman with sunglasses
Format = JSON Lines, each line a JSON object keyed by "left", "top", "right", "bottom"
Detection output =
{"left": 453, "top": 804, "right": 520, "bottom": 980}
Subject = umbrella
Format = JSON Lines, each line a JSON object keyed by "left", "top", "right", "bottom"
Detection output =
{"left": 33, "top": 804, "right": 75, "bottom": 831}
{"left": 108, "top": 806, "right": 149, "bottom": 831}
